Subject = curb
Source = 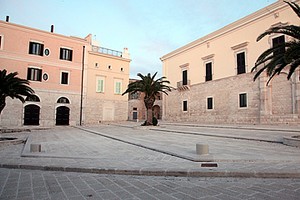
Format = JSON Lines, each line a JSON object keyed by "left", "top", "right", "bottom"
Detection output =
{"left": 0, "top": 163, "right": 299, "bottom": 178}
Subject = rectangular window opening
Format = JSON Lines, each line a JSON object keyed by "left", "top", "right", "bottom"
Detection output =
{"left": 182, "top": 70, "right": 188, "bottom": 85}
{"left": 207, "top": 97, "right": 213, "bottom": 110}
{"left": 61, "top": 72, "right": 69, "bottom": 84}
{"left": 237, "top": 52, "right": 246, "bottom": 75}
{"left": 115, "top": 81, "right": 122, "bottom": 94}
{"left": 60, "top": 48, "right": 73, "bottom": 61}
{"left": 183, "top": 100, "right": 188, "bottom": 111}
{"left": 27, "top": 68, "right": 42, "bottom": 81}
{"left": 96, "top": 77, "right": 104, "bottom": 93}
{"left": 272, "top": 35, "right": 285, "bottom": 56}
{"left": 205, "top": 62, "right": 212, "bottom": 81}
{"left": 29, "top": 42, "right": 44, "bottom": 56}
{"left": 239, "top": 93, "right": 247, "bottom": 108}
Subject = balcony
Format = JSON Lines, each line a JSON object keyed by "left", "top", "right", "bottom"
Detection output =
{"left": 92, "top": 46, "right": 122, "bottom": 57}
{"left": 177, "top": 80, "right": 190, "bottom": 91}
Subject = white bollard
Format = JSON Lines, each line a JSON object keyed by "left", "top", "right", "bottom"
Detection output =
{"left": 196, "top": 144, "right": 209, "bottom": 155}
{"left": 30, "top": 144, "right": 41, "bottom": 152}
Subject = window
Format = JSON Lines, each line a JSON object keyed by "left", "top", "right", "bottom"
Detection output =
{"left": 129, "top": 92, "right": 139, "bottom": 99}
{"left": 237, "top": 52, "right": 246, "bottom": 74}
{"left": 183, "top": 100, "right": 188, "bottom": 111}
{"left": 239, "top": 93, "right": 247, "bottom": 108}
{"left": 57, "top": 97, "right": 70, "bottom": 104}
{"left": 60, "top": 48, "right": 73, "bottom": 61}
{"left": 96, "top": 77, "right": 104, "bottom": 93}
{"left": 115, "top": 81, "right": 122, "bottom": 94}
{"left": 27, "top": 68, "right": 42, "bottom": 81}
{"left": 61, "top": 72, "right": 69, "bottom": 84}
{"left": 133, "top": 107, "right": 137, "bottom": 111}
{"left": 25, "top": 95, "right": 40, "bottom": 102}
{"left": 0, "top": 35, "right": 3, "bottom": 49}
{"left": 205, "top": 62, "right": 212, "bottom": 81}
{"left": 272, "top": 35, "right": 285, "bottom": 56}
{"left": 182, "top": 70, "right": 188, "bottom": 85}
{"left": 207, "top": 97, "right": 213, "bottom": 110}
{"left": 29, "top": 42, "right": 44, "bottom": 56}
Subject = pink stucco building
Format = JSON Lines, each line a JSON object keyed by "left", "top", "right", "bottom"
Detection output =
{"left": 0, "top": 18, "right": 130, "bottom": 127}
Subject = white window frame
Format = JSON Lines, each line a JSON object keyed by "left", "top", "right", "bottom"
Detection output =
{"left": 238, "top": 92, "right": 248, "bottom": 109}
{"left": 60, "top": 46, "right": 73, "bottom": 61}
{"left": 114, "top": 79, "right": 122, "bottom": 95}
{"left": 60, "top": 71, "right": 70, "bottom": 85}
{"left": 235, "top": 50, "right": 248, "bottom": 75}
{"left": 96, "top": 76, "right": 105, "bottom": 93}
{"left": 206, "top": 96, "right": 214, "bottom": 110}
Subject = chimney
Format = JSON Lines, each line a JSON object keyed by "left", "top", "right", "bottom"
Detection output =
{"left": 6, "top": 16, "right": 9, "bottom": 22}
{"left": 50, "top": 25, "right": 54, "bottom": 33}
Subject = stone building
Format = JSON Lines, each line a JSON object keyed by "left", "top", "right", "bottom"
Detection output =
{"left": 0, "top": 18, "right": 130, "bottom": 127}
{"left": 83, "top": 39, "right": 131, "bottom": 124}
{"left": 127, "top": 79, "right": 162, "bottom": 122}
{"left": 160, "top": 0, "right": 300, "bottom": 125}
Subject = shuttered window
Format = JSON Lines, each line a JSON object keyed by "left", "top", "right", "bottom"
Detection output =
{"left": 27, "top": 68, "right": 42, "bottom": 81}
{"left": 96, "top": 77, "right": 104, "bottom": 93}
{"left": 29, "top": 42, "right": 44, "bottom": 56}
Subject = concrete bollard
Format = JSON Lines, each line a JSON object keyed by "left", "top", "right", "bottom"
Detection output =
{"left": 30, "top": 144, "right": 41, "bottom": 152}
{"left": 196, "top": 144, "right": 209, "bottom": 155}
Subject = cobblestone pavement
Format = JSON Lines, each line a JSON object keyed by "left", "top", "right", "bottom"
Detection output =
{"left": 0, "top": 168, "right": 300, "bottom": 200}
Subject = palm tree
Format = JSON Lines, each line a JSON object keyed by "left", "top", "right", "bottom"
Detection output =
{"left": 0, "top": 69, "right": 35, "bottom": 114}
{"left": 122, "top": 72, "right": 172, "bottom": 125}
{"left": 251, "top": 1, "right": 300, "bottom": 84}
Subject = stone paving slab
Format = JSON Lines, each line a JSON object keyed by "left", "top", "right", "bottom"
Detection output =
{"left": 1, "top": 168, "right": 300, "bottom": 200}
{"left": 0, "top": 123, "right": 299, "bottom": 178}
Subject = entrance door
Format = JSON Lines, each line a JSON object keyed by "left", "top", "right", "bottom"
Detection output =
{"left": 133, "top": 111, "right": 138, "bottom": 120}
{"left": 24, "top": 105, "right": 40, "bottom": 125}
{"left": 56, "top": 106, "right": 70, "bottom": 125}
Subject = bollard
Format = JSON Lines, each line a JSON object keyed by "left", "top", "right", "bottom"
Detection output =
{"left": 196, "top": 144, "right": 209, "bottom": 155}
{"left": 30, "top": 144, "right": 41, "bottom": 152}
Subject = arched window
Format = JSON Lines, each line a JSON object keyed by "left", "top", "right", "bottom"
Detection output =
{"left": 57, "top": 97, "right": 70, "bottom": 104}
{"left": 25, "top": 95, "right": 40, "bottom": 102}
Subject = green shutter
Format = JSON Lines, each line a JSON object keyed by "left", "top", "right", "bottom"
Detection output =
{"left": 97, "top": 79, "right": 104, "bottom": 92}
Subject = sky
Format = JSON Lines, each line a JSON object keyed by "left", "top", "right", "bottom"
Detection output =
{"left": 0, "top": 0, "right": 277, "bottom": 79}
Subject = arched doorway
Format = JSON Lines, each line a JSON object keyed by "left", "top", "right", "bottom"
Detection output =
{"left": 24, "top": 105, "right": 40, "bottom": 125}
{"left": 152, "top": 105, "right": 161, "bottom": 119}
{"left": 56, "top": 106, "right": 70, "bottom": 125}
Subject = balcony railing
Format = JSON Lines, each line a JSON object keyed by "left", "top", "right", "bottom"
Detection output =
{"left": 177, "top": 80, "right": 191, "bottom": 91}
{"left": 92, "top": 46, "right": 122, "bottom": 57}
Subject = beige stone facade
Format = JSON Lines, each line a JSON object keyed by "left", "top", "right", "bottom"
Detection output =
{"left": 0, "top": 19, "right": 130, "bottom": 127}
{"left": 161, "top": 0, "right": 300, "bottom": 125}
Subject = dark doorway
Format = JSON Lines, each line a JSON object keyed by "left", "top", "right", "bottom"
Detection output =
{"left": 133, "top": 111, "right": 138, "bottom": 120}
{"left": 56, "top": 106, "right": 70, "bottom": 125}
{"left": 24, "top": 105, "right": 40, "bottom": 125}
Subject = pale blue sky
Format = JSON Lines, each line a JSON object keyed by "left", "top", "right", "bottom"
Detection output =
{"left": 0, "top": 0, "right": 276, "bottom": 78}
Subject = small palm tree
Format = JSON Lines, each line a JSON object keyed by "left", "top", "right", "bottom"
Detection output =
{"left": 0, "top": 69, "right": 35, "bottom": 114}
{"left": 122, "top": 72, "right": 172, "bottom": 125}
{"left": 251, "top": 1, "right": 300, "bottom": 84}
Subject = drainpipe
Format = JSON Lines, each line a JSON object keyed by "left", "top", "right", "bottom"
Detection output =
{"left": 79, "top": 46, "right": 85, "bottom": 126}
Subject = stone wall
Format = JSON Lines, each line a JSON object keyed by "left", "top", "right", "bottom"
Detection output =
{"left": 164, "top": 72, "right": 300, "bottom": 125}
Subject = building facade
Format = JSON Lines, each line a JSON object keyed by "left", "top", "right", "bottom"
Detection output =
{"left": 0, "top": 19, "right": 130, "bottom": 127}
{"left": 83, "top": 40, "right": 131, "bottom": 124}
{"left": 160, "top": 0, "right": 300, "bottom": 125}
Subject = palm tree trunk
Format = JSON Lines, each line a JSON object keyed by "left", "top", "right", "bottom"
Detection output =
{"left": 0, "top": 97, "right": 6, "bottom": 115}
{"left": 144, "top": 96, "right": 155, "bottom": 125}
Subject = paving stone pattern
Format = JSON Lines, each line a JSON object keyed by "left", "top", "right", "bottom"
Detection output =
{"left": 0, "top": 168, "right": 300, "bottom": 200}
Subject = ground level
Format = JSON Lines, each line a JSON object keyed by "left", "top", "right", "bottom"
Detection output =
{"left": 1, "top": 168, "right": 299, "bottom": 200}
